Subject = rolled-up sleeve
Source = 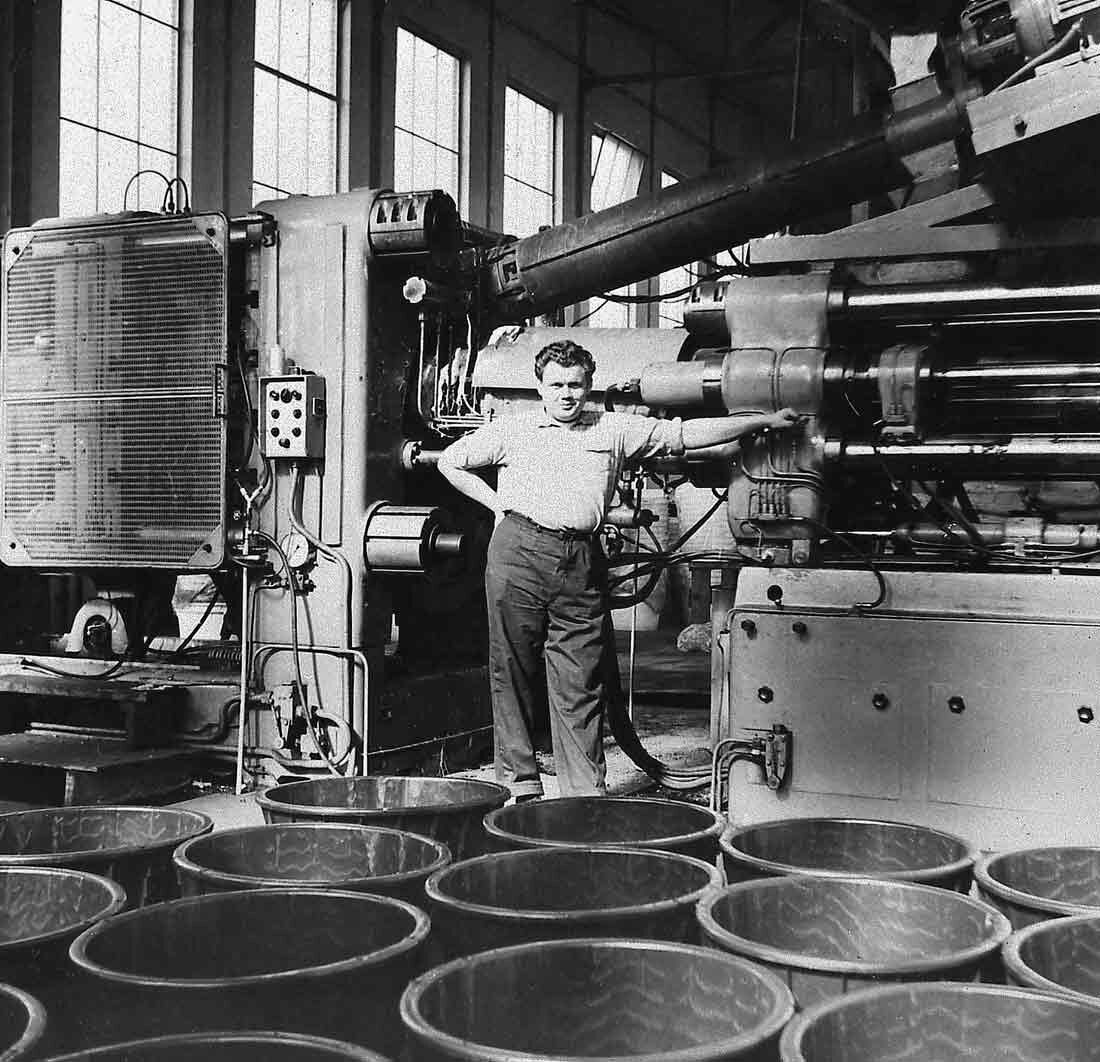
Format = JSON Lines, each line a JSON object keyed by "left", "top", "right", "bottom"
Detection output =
{"left": 438, "top": 420, "right": 510, "bottom": 471}
{"left": 618, "top": 415, "right": 684, "bottom": 461}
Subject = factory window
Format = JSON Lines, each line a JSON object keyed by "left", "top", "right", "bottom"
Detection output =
{"left": 657, "top": 171, "right": 696, "bottom": 328}
{"left": 584, "top": 130, "right": 645, "bottom": 328}
{"left": 502, "top": 87, "right": 556, "bottom": 237}
{"left": 59, "top": 0, "right": 181, "bottom": 215}
{"left": 253, "top": 0, "right": 339, "bottom": 204}
{"left": 393, "top": 28, "right": 463, "bottom": 207}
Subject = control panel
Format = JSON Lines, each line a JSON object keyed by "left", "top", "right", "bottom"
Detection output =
{"left": 260, "top": 374, "right": 327, "bottom": 459}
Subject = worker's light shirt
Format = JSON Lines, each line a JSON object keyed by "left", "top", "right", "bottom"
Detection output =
{"left": 439, "top": 408, "right": 684, "bottom": 532}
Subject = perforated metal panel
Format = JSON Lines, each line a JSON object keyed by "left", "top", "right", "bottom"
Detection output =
{"left": 1, "top": 214, "right": 228, "bottom": 568}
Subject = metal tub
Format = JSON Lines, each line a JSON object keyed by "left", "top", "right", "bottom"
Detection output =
{"left": 256, "top": 777, "right": 508, "bottom": 859}
{"left": 67, "top": 888, "right": 428, "bottom": 1057}
{"left": 0, "top": 984, "right": 45, "bottom": 1062}
{"left": 698, "top": 876, "right": 1011, "bottom": 1009}
{"left": 173, "top": 823, "right": 450, "bottom": 905}
{"left": 40, "top": 1031, "right": 390, "bottom": 1060}
{"left": 976, "top": 847, "right": 1100, "bottom": 928}
{"left": 425, "top": 847, "right": 720, "bottom": 958}
{"left": 779, "top": 982, "right": 1100, "bottom": 1062}
{"left": 0, "top": 867, "right": 125, "bottom": 986}
{"left": 0, "top": 807, "right": 212, "bottom": 908}
{"left": 1004, "top": 913, "right": 1100, "bottom": 1005}
{"left": 401, "top": 937, "right": 794, "bottom": 1061}
{"left": 720, "top": 818, "right": 976, "bottom": 891}
{"left": 483, "top": 796, "right": 725, "bottom": 861}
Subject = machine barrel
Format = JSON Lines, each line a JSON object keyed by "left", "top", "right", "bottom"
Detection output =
{"left": 483, "top": 94, "right": 968, "bottom": 322}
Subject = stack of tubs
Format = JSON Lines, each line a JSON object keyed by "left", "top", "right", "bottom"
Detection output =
{"left": 0, "top": 805, "right": 211, "bottom": 1056}
{"left": 36, "top": 776, "right": 511, "bottom": 1059}
{"left": 977, "top": 845, "right": 1100, "bottom": 1031}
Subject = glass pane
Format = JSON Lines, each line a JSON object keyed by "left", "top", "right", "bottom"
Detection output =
{"left": 307, "top": 92, "right": 336, "bottom": 194}
{"left": 433, "top": 46, "right": 458, "bottom": 149}
{"left": 138, "top": 143, "right": 176, "bottom": 210}
{"left": 308, "top": 0, "right": 336, "bottom": 93}
{"left": 99, "top": 0, "right": 141, "bottom": 140}
{"left": 253, "top": 181, "right": 288, "bottom": 204}
{"left": 438, "top": 149, "right": 459, "bottom": 204}
{"left": 139, "top": 18, "right": 177, "bottom": 151}
{"left": 253, "top": 67, "right": 279, "bottom": 190}
{"left": 278, "top": 0, "right": 310, "bottom": 83}
{"left": 586, "top": 287, "right": 632, "bottom": 329}
{"left": 58, "top": 119, "right": 98, "bottom": 216}
{"left": 411, "top": 34, "right": 437, "bottom": 140}
{"left": 254, "top": 0, "right": 280, "bottom": 69}
{"left": 98, "top": 130, "right": 140, "bottom": 212}
{"left": 141, "top": 0, "right": 178, "bottom": 24}
{"left": 393, "top": 128, "right": 413, "bottom": 191}
{"left": 395, "top": 28, "right": 414, "bottom": 129}
{"left": 60, "top": 0, "right": 99, "bottom": 126}
{"left": 503, "top": 177, "right": 552, "bottom": 238}
{"left": 505, "top": 86, "right": 553, "bottom": 198}
{"left": 277, "top": 79, "right": 309, "bottom": 193}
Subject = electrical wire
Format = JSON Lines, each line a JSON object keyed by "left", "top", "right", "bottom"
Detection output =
{"left": 251, "top": 530, "right": 344, "bottom": 775}
{"left": 168, "top": 589, "right": 222, "bottom": 660}
{"left": 803, "top": 518, "right": 887, "bottom": 610}
{"left": 994, "top": 20, "right": 1083, "bottom": 91}
{"left": 121, "top": 169, "right": 172, "bottom": 212}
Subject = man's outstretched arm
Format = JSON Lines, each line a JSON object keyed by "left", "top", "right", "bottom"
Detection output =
{"left": 681, "top": 408, "right": 800, "bottom": 451}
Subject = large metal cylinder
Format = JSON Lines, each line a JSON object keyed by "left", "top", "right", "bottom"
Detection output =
{"left": 698, "top": 877, "right": 1011, "bottom": 1010}
{"left": 482, "top": 796, "right": 725, "bottom": 861}
{"left": 68, "top": 888, "right": 429, "bottom": 1055}
{"left": 256, "top": 776, "right": 509, "bottom": 860}
{"left": 0, "top": 807, "right": 212, "bottom": 909}
{"left": 719, "top": 817, "right": 977, "bottom": 891}
{"left": 779, "top": 982, "right": 1100, "bottom": 1062}
{"left": 173, "top": 823, "right": 451, "bottom": 906}
{"left": 401, "top": 938, "right": 795, "bottom": 1061}
{"left": 485, "top": 95, "right": 969, "bottom": 321}
{"left": 975, "top": 846, "right": 1100, "bottom": 928}
{"left": 424, "top": 847, "right": 720, "bottom": 958}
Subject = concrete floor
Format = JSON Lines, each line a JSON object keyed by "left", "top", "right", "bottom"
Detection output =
{"left": 175, "top": 629, "right": 712, "bottom": 830}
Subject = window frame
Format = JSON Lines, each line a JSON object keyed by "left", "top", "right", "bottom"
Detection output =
{"left": 391, "top": 21, "right": 467, "bottom": 211}
{"left": 251, "top": 0, "right": 344, "bottom": 204}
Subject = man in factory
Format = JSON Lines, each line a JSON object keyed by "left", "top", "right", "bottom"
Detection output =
{"left": 438, "top": 338, "right": 798, "bottom": 801}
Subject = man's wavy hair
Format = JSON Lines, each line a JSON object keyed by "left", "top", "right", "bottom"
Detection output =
{"left": 534, "top": 339, "right": 596, "bottom": 383}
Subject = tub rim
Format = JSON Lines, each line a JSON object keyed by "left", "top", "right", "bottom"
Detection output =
{"left": 719, "top": 816, "right": 977, "bottom": 884}
{"left": 696, "top": 874, "right": 1012, "bottom": 977}
{"left": 1003, "top": 911, "right": 1100, "bottom": 1007}
{"left": 482, "top": 796, "right": 726, "bottom": 853}
{"left": 0, "top": 982, "right": 46, "bottom": 1061}
{"left": 68, "top": 887, "right": 430, "bottom": 990}
{"left": 0, "top": 866, "right": 127, "bottom": 954}
{"left": 172, "top": 822, "right": 452, "bottom": 893}
{"left": 425, "top": 846, "right": 721, "bottom": 924}
{"left": 400, "top": 935, "right": 795, "bottom": 1062}
{"left": 37, "top": 1028, "right": 391, "bottom": 1060}
{"left": 255, "top": 776, "right": 509, "bottom": 822}
{"left": 975, "top": 846, "right": 1100, "bottom": 919}
{"left": 0, "top": 806, "right": 213, "bottom": 867}
{"left": 777, "top": 979, "right": 1100, "bottom": 1061}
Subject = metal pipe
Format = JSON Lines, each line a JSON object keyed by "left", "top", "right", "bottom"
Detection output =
{"left": 838, "top": 281, "right": 1100, "bottom": 324}
{"left": 938, "top": 363, "right": 1100, "bottom": 384}
{"left": 235, "top": 565, "right": 249, "bottom": 796}
{"left": 484, "top": 92, "right": 970, "bottom": 321}
{"left": 833, "top": 436, "right": 1100, "bottom": 469}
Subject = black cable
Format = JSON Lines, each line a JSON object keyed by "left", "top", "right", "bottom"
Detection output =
{"left": 804, "top": 518, "right": 887, "bottom": 610}
{"left": 168, "top": 589, "right": 222, "bottom": 660}
{"left": 122, "top": 169, "right": 172, "bottom": 211}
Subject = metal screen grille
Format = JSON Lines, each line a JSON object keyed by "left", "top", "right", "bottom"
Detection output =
{"left": 1, "top": 214, "right": 228, "bottom": 568}
{"left": 1053, "top": 0, "right": 1100, "bottom": 19}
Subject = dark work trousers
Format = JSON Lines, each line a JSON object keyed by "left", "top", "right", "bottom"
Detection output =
{"left": 485, "top": 512, "right": 609, "bottom": 798}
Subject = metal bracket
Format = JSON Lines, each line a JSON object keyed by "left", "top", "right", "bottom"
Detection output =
{"left": 709, "top": 723, "right": 792, "bottom": 814}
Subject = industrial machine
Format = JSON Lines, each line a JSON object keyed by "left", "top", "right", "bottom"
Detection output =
{"left": 1, "top": 0, "right": 1098, "bottom": 843}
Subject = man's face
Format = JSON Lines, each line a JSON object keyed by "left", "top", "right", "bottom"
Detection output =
{"left": 537, "top": 361, "right": 591, "bottom": 424}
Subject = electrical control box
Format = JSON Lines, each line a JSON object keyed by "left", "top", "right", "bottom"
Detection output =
{"left": 260, "top": 374, "right": 327, "bottom": 459}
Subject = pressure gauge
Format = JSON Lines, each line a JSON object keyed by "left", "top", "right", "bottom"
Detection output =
{"left": 279, "top": 532, "right": 315, "bottom": 570}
